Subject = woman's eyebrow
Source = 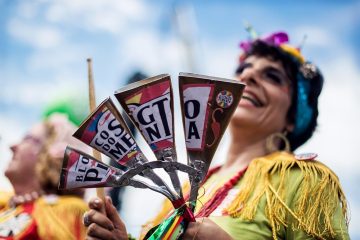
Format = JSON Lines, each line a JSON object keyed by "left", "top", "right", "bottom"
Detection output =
{"left": 236, "top": 62, "right": 252, "bottom": 74}
{"left": 24, "top": 134, "right": 42, "bottom": 144}
{"left": 242, "top": 62, "right": 252, "bottom": 68}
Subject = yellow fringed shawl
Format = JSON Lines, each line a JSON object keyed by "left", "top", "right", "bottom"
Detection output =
{"left": 225, "top": 151, "right": 348, "bottom": 239}
{"left": 0, "top": 191, "right": 13, "bottom": 209}
{"left": 141, "top": 151, "right": 349, "bottom": 240}
{"left": 33, "top": 196, "right": 88, "bottom": 240}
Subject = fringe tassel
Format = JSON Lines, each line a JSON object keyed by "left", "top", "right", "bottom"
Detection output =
{"left": 225, "top": 151, "right": 348, "bottom": 239}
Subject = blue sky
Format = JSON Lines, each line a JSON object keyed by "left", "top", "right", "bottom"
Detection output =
{"left": 1, "top": 0, "right": 360, "bottom": 238}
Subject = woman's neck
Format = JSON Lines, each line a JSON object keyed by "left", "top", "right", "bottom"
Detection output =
{"left": 9, "top": 181, "right": 43, "bottom": 207}
{"left": 11, "top": 180, "right": 42, "bottom": 196}
{"left": 221, "top": 128, "right": 268, "bottom": 172}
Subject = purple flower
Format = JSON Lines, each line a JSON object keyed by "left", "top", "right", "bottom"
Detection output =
{"left": 239, "top": 31, "right": 289, "bottom": 52}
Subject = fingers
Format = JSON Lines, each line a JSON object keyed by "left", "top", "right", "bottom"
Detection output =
{"left": 85, "top": 196, "right": 128, "bottom": 240}
{"left": 182, "top": 222, "right": 200, "bottom": 240}
{"left": 183, "top": 218, "right": 232, "bottom": 240}
{"left": 83, "top": 209, "right": 114, "bottom": 231}
{"left": 87, "top": 223, "right": 114, "bottom": 240}
{"left": 85, "top": 237, "right": 102, "bottom": 240}
{"left": 105, "top": 197, "right": 126, "bottom": 231}
{"left": 88, "top": 197, "right": 106, "bottom": 215}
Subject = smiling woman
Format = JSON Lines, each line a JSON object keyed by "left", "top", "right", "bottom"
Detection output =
{"left": 83, "top": 31, "right": 349, "bottom": 240}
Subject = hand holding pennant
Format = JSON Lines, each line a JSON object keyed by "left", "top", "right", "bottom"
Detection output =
{"left": 58, "top": 71, "right": 244, "bottom": 240}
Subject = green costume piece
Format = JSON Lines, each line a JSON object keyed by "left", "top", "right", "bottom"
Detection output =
{"left": 210, "top": 166, "right": 349, "bottom": 239}
{"left": 42, "top": 94, "right": 89, "bottom": 126}
{"left": 144, "top": 152, "right": 349, "bottom": 240}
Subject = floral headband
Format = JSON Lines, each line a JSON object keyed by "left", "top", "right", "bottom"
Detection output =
{"left": 239, "top": 31, "right": 321, "bottom": 137}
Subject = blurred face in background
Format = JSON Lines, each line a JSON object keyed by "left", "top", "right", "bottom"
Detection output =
{"left": 5, "top": 123, "right": 47, "bottom": 186}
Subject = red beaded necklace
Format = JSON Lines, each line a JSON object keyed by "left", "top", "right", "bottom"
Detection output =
{"left": 195, "top": 166, "right": 248, "bottom": 218}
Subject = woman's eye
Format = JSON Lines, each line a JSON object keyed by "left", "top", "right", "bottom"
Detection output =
{"left": 265, "top": 72, "right": 284, "bottom": 85}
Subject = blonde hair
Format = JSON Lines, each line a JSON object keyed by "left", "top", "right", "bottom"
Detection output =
{"left": 35, "top": 113, "right": 89, "bottom": 196}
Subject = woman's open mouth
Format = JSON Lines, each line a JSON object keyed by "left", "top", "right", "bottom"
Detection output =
{"left": 241, "top": 94, "right": 264, "bottom": 107}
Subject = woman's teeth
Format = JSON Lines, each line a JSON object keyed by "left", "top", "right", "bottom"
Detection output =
{"left": 242, "top": 95, "right": 262, "bottom": 107}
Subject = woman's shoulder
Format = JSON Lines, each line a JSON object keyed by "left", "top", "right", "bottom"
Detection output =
{"left": 252, "top": 151, "right": 338, "bottom": 180}
{"left": 0, "top": 191, "right": 13, "bottom": 202}
{"left": 33, "top": 195, "right": 88, "bottom": 239}
{"left": 0, "top": 191, "right": 13, "bottom": 209}
{"left": 227, "top": 151, "right": 349, "bottom": 239}
{"left": 251, "top": 151, "right": 344, "bottom": 200}
{"left": 34, "top": 194, "right": 88, "bottom": 216}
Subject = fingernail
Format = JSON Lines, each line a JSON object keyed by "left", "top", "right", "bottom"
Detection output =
{"left": 94, "top": 198, "right": 100, "bottom": 206}
{"left": 108, "top": 224, "right": 114, "bottom": 231}
{"left": 83, "top": 212, "right": 90, "bottom": 226}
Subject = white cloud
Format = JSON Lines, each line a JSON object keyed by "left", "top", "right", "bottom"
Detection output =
{"left": 200, "top": 38, "right": 239, "bottom": 78}
{"left": 17, "top": 1, "right": 41, "bottom": 19}
{"left": 45, "top": 0, "right": 149, "bottom": 34}
{"left": 1, "top": 75, "right": 87, "bottom": 107}
{"left": 7, "top": 19, "right": 62, "bottom": 49}
{"left": 27, "top": 43, "right": 87, "bottom": 71}
{"left": 292, "top": 26, "right": 337, "bottom": 49}
{"left": 121, "top": 30, "right": 185, "bottom": 74}
{"left": 7, "top": 0, "right": 153, "bottom": 52}
{"left": 324, "top": 50, "right": 360, "bottom": 85}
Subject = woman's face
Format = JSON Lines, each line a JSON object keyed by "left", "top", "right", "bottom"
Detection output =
{"left": 231, "top": 55, "right": 294, "bottom": 136}
{"left": 5, "top": 123, "right": 47, "bottom": 184}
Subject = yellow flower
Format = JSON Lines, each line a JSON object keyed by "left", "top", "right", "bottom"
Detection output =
{"left": 280, "top": 44, "right": 305, "bottom": 63}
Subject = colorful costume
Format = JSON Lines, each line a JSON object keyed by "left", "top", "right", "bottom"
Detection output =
{"left": 0, "top": 193, "right": 87, "bottom": 240}
{"left": 144, "top": 152, "right": 349, "bottom": 239}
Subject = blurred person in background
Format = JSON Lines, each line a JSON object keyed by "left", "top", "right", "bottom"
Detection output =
{"left": 84, "top": 31, "right": 349, "bottom": 240}
{"left": 0, "top": 113, "right": 90, "bottom": 240}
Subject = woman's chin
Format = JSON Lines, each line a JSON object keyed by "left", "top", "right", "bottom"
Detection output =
{"left": 230, "top": 113, "right": 259, "bottom": 128}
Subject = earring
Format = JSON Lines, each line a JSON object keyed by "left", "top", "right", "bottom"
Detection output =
{"left": 265, "top": 132, "right": 291, "bottom": 153}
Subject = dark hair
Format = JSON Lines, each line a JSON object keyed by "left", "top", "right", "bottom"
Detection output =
{"left": 237, "top": 40, "right": 324, "bottom": 151}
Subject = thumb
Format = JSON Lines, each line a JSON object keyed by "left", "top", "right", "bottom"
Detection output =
{"left": 105, "top": 196, "right": 126, "bottom": 231}
{"left": 88, "top": 197, "right": 106, "bottom": 215}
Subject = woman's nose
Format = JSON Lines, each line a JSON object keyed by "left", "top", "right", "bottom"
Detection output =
{"left": 238, "top": 70, "right": 260, "bottom": 86}
{"left": 10, "top": 144, "right": 18, "bottom": 153}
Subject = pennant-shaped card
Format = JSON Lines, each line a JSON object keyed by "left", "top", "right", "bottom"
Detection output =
{"left": 59, "top": 146, "right": 123, "bottom": 189}
{"left": 179, "top": 72, "right": 245, "bottom": 174}
{"left": 179, "top": 73, "right": 245, "bottom": 209}
{"left": 115, "top": 74, "right": 182, "bottom": 197}
{"left": 115, "top": 74, "right": 176, "bottom": 160}
{"left": 73, "top": 97, "right": 145, "bottom": 168}
{"left": 59, "top": 146, "right": 176, "bottom": 201}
